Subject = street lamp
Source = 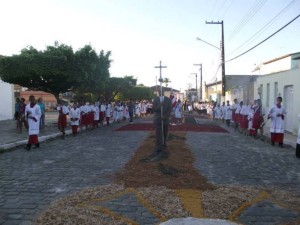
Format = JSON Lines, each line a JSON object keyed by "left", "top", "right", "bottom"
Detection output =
{"left": 196, "top": 37, "right": 220, "bottom": 50}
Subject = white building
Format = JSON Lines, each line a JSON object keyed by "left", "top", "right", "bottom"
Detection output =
{"left": 254, "top": 52, "right": 300, "bottom": 134}
{"left": 0, "top": 79, "right": 14, "bottom": 121}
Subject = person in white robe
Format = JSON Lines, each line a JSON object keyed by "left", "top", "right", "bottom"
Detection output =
{"left": 214, "top": 104, "right": 222, "bottom": 123}
{"left": 268, "top": 96, "right": 286, "bottom": 147}
{"left": 57, "top": 101, "right": 70, "bottom": 138}
{"left": 70, "top": 103, "right": 81, "bottom": 136}
{"left": 99, "top": 102, "right": 106, "bottom": 126}
{"left": 224, "top": 100, "right": 232, "bottom": 127}
{"left": 24, "top": 95, "right": 41, "bottom": 150}
{"left": 105, "top": 102, "right": 112, "bottom": 126}
{"left": 92, "top": 103, "right": 100, "bottom": 128}
{"left": 174, "top": 99, "right": 183, "bottom": 124}
{"left": 141, "top": 102, "right": 147, "bottom": 117}
{"left": 135, "top": 103, "right": 141, "bottom": 117}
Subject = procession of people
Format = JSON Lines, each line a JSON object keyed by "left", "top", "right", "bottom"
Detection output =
{"left": 13, "top": 93, "right": 299, "bottom": 158}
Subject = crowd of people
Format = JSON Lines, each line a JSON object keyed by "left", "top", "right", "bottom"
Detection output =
{"left": 13, "top": 94, "right": 300, "bottom": 158}
{"left": 191, "top": 97, "right": 289, "bottom": 148}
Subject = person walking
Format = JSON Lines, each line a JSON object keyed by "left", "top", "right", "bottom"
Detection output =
{"left": 24, "top": 95, "right": 41, "bottom": 150}
{"left": 57, "top": 100, "right": 69, "bottom": 139}
{"left": 69, "top": 103, "right": 80, "bottom": 136}
{"left": 128, "top": 99, "right": 135, "bottom": 124}
{"left": 18, "top": 98, "right": 28, "bottom": 133}
{"left": 105, "top": 102, "right": 112, "bottom": 126}
{"left": 224, "top": 100, "right": 232, "bottom": 127}
{"left": 14, "top": 98, "right": 20, "bottom": 130}
{"left": 37, "top": 97, "right": 45, "bottom": 130}
{"left": 174, "top": 99, "right": 183, "bottom": 124}
{"left": 268, "top": 97, "right": 286, "bottom": 147}
{"left": 252, "top": 99, "right": 265, "bottom": 140}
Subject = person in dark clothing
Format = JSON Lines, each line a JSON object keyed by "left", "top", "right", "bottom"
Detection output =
{"left": 128, "top": 99, "right": 135, "bottom": 124}
{"left": 146, "top": 94, "right": 172, "bottom": 161}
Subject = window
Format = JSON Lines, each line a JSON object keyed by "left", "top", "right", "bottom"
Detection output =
{"left": 274, "top": 82, "right": 278, "bottom": 104}
{"left": 267, "top": 83, "right": 270, "bottom": 107}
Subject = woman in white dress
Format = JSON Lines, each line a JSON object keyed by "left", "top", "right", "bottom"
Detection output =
{"left": 174, "top": 99, "right": 183, "bottom": 124}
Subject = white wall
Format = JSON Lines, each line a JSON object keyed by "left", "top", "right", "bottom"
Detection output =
{"left": 0, "top": 79, "right": 14, "bottom": 121}
{"left": 261, "top": 56, "right": 291, "bottom": 75}
{"left": 254, "top": 68, "right": 300, "bottom": 134}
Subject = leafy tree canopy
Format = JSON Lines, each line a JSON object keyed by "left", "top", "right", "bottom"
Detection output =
{"left": 102, "top": 76, "right": 137, "bottom": 102}
{"left": 0, "top": 43, "right": 111, "bottom": 101}
{"left": 122, "top": 86, "right": 154, "bottom": 101}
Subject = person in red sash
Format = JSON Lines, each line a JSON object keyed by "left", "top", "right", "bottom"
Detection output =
{"left": 69, "top": 103, "right": 80, "bottom": 136}
{"left": 57, "top": 100, "right": 69, "bottom": 139}
{"left": 252, "top": 99, "right": 265, "bottom": 140}
{"left": 24, "top": 95, "right": 41, "bottom": 150}
{"left": 231, "top": 99, "right": 239, "bottom": 131}
{"left": 268, "top": 97, "right": 286, "bottom": 147}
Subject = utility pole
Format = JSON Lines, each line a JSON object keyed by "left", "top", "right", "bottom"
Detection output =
{"left": 206, "top": 20, "right": 225, "bottom": 97}
{"left": 190, "top": 73, "right": 198, "bottom": 102}
{"left": 193, "top": 63, "right": 202, "bottom": 101}
{"left": 154, "top": 61, "right": 167, "bottom": 96}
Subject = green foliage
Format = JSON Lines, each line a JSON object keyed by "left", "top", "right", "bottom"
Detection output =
{"left": 102, "top": 76, "right": 137, "bottom": 101}
{"left": 122, "top": 86, "right": 154, "bottom": 101}
{"left": 73, "top": 45, "right": 111, "bottom": 95}
{"left": 0, "top": 43, "right": 111, "bottom": 101}
{"left": 162, "top": 78, "right": 171, "bottom": 87}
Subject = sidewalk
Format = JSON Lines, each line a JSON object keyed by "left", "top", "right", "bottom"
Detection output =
{"left": 0, "top": 112, "right": 64, "bottom": 150}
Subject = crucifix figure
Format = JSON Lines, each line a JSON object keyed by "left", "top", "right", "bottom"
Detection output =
{"left": 154, "top": 61, "right": 167, "bottom": 96}
{"left": 143, "top": 61, "right": 172, "bottom": 162}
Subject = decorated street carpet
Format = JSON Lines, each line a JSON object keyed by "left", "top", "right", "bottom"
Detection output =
{"left": 34, "top": 131, "right": 300, "bottom": 225}
{"left": 115, "top": 123, "right": 228, "bottom": 132}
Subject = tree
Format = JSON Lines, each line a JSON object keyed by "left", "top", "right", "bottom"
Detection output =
{"left": 73, "top": 45, "right": 111, "bottom": 97}
{"left": 102, "top": 76, "right": 137, "bottom": 101}
{"left": 122, "top": 86, "right": 154, "bottom": 101}
{"left": 162, "top": 78, "right": 171, "bottom": 87}
{"left": 0, "top": 43, "right": 111, "bottom": 102}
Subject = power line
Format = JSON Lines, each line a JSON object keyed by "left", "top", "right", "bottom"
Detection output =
{"left": 219, "top": 0, "right": 236, "bottom": 18}
{"left": 228, "top": 0, "right": 297, "bottom": 56}
{"left": 226, "top": 13, "right": 300, "bottom": 63}
{"left": 229, "top": 0, "right": 267, "bottom": 40}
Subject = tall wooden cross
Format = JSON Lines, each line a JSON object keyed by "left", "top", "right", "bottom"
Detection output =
{"left": 154, "top": 61, "right": 167, "bottom": 96}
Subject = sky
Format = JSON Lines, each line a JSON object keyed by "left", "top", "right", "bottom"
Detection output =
{"left": 1, "top": 0, "right": 300, "bottom": 92}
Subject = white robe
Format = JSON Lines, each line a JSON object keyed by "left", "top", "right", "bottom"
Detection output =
{"left": 105, "top": 104, "right": 112, "bottom": 117}
{"left": 25, "top": 104, "right": 41, "bottom": 135}
{"left": 224, "top": 105, "right": 232, "bottom": 120}
{"left": 268, "top": 104, "right": 286, "bottom": 133}
{"left": 69, "top": 108, "right": 81, "bottom": 126}
{"left": 175, "top": 103, "right": 182, "bottom": 118}
{"left": 57, "top": 105, "right": 69, "bottom": 115}
{"left": 100, "top": 104, "right": 106, "bottom": 112}
{"left": 214, "top": 107, "right": 222, "bottom": 119}
{"left": 93, "top": 105, "right": 99, "bottom": 120}
{"left": 240, "top": 105, "right": 249, "bottom": 116}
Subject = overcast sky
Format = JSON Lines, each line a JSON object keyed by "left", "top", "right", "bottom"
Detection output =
{"left": 1, "top": 0, "right": 300, "bottom": 91}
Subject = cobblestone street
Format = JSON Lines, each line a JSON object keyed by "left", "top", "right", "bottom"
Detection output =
{"left": 0, "top": 115, "right": 299, "bottom": 225}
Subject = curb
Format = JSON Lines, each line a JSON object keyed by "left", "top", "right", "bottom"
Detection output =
{"left": 0, "top": 129, "right": 73, "bottom": 150}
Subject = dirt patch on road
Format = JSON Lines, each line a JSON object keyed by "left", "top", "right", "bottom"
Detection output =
{"left": 114, "top": 131, "right": 215, "bottom": 190}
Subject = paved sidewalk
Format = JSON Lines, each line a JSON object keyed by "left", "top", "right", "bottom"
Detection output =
{"left": 0, "top": 112, "right": 112, "bottom": 150}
